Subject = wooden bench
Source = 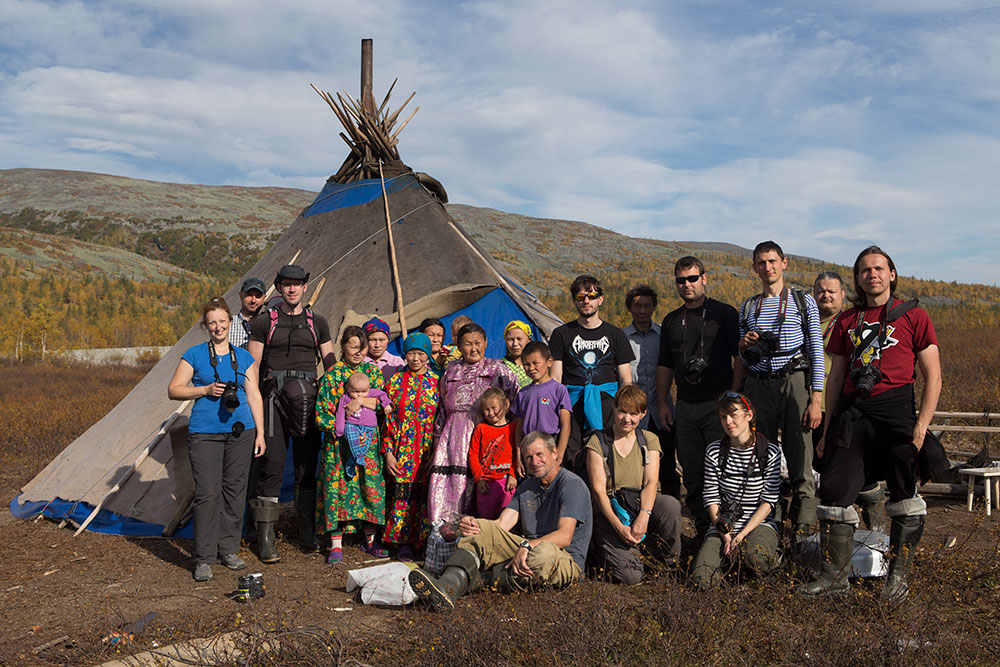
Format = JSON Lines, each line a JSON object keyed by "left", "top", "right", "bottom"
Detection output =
{"left": 958, "top": 467, "right": 1000, "bottom": 516}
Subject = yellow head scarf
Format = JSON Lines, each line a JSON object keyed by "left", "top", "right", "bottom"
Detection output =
{"left": 504, "top": 320, "right": 532, "bottom": 338}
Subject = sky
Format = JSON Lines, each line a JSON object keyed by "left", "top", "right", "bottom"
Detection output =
{"left": 2, "top": 0, "right": 999, "bottom": 285}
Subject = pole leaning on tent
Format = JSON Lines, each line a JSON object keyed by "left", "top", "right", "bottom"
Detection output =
{"left": 379, "top": 161, "right": 407, "bottom": 338}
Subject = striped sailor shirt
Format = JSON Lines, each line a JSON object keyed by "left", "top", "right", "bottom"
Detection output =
{"left": 703, "top": 439, "right": 782, "bottom": 536}
{"left": 738, "top": 289, "right": 825, "bottom": 391}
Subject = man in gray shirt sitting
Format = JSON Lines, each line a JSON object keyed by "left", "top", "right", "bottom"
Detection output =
{"left": 409, "top": 431, "right": 593, "bottom": 611}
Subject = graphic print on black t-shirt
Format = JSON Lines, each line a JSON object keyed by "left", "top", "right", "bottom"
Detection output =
{"left": 569, "top": 333, "right": 613, "bottom": 384}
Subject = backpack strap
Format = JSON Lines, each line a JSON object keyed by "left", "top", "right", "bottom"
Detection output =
{"left": 719, "top": 435, "right": 768, "bottom": 478}
{"left": 594, "top": 430, "right": 649, "bottom": 491}
{"left": 262, "top": 306, "right": 322, "bottom": 372}
{"left": 887, "top": 298, "right": 919, "bottom": 322}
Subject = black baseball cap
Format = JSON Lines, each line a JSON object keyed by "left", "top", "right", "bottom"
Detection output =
{"left": 240, "top": 277, "right": 266, "bottom": 294}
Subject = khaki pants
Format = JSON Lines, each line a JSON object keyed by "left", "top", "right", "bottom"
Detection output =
{"left": 689, "top": 525, "right": 780, "bottom": 589}
{"left": 744, "top": 371, "right": 818, "bottom": 526}
{"left": 458, "top": 520, "right": 581, "bottom": 589}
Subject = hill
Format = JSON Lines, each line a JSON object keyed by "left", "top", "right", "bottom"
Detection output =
{"left": 1, "top": 167, "right": 999, "bottom": 356}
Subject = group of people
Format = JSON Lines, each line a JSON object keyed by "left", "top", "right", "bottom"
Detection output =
{"left": 169, "top": 241, "right": 941, "bottom": 609}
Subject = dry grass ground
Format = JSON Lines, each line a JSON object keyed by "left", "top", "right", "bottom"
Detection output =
{"left": 2, "top": 328, "right": 999, "bottom": 665}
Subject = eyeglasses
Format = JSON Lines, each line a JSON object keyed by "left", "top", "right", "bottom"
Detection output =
{"left": 675, "top": 274, "right": 703, "bottom": 285}
{"left": 574, "top": 292, "right": 602, "bottom": 302}
{"left": 718, "top": 391, "right": 752, "bottom": 412}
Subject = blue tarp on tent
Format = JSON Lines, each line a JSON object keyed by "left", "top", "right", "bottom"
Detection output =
{"left": 303, "top": 174, "right": 421, "bottom": 218}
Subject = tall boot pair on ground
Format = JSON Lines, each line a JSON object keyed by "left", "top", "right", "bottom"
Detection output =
{"left": 248, "top": 489, "right": 320, "bottom": 564}
{"left": 408, "top": 549, "right": 527, "bottom": 612}
{"left": 798, "top": 514, "right": 924, "bottom": 602}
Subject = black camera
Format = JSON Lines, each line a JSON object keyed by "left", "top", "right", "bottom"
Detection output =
{"left": 850, "top": 364, "right": 883, "bottom": 400}
{"left": 221, "top": 381, "right": 240, "bottom": 413}
{"left": 715, "top": 499, "right": 743, "bottom": 535}
{"left": 743, "top": 330, "right": 779, "bottom": 366}
{"left": 684, "top": 356, "right": 708, "bottom": 384}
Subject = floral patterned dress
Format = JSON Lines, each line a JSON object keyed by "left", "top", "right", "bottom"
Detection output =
{"left": 381, "top": 367, "right": 439, "bottom": 546}
{"left": 315, "top": 361, "right": 386, "bottom": 535}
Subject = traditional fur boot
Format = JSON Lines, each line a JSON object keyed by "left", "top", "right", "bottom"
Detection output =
{"left": 408, "top": 548, "right": 481, "bottom": 612}
{"left": 798, "top": 520, "right": 854, "bottom": 597}
{"left": 881, "top": 515, "right": 924, "bottom": 603}
{"left": 248, "top": 498, "right": 281, "bottom": 564}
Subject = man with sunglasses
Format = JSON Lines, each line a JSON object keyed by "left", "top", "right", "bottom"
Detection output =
{"left": 734, "top": 241, "right": 825, "bottom": 549}
{"left": 656, "top": 256, "right": 740, "bottom": 536}
{"left": 550, "top": 275, "right": 633, "bottom": 473}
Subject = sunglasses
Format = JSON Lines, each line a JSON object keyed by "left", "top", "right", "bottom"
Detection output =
{"left": 719, "top": 391, "right": 752, "bottom": 412}
{"left": 574, "top": 292, "right": 602, "bottom": 302}
{"left": 675, "top": 274, "right": 703, "bottom": 285}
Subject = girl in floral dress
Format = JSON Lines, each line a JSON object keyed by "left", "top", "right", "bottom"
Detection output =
{"left": 381, "top": 333, "right": 440, "bottom": 561}
{"left": 315, "top": 326, "right": 387, "bottom": 563}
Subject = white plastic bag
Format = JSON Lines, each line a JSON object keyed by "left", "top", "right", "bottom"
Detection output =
{"left": 345, "top": 562, "right": 417, "bottom": 606}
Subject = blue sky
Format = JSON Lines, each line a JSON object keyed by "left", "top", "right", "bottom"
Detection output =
{"left": 2, "top": 0, "right": 999, "bottom": 284}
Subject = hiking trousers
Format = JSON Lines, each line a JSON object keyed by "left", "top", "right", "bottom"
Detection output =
{"left": 458, "top": 520, "right": 581, "bottom": 589}
{"left": 188, "top": 429, "right": 255, "bottom": 564}
{"left": 674, "top": 398, "right": 726, "bottom": 534}
{"left": 744, "top": 370, "right": 817, "bottom": 526}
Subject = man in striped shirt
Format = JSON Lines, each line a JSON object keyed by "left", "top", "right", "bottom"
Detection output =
{"left": 734, "top": 241, "right": 824, "bottom": 546}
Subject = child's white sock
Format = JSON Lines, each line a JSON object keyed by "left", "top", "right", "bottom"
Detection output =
{"left": 330, "top": 534, "right": 343, "bottom": 550}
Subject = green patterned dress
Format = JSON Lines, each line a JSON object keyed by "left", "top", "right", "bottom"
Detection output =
{"left": 315, "top": 361, "right": 386, "bottom": 535}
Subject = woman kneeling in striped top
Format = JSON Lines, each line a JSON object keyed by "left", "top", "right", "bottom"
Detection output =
{"left": 690, "top": 391, "right": 782, "bottom": 589}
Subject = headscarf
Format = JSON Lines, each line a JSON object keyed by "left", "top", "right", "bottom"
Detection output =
{"left": 504, "top": 320, "right": 532, "bottom": 339}
{"left": 402, "top": 332, "right": 433, "bottom": 361}
{"left": 362, "top": 317, "right": 390, "bottom": 337}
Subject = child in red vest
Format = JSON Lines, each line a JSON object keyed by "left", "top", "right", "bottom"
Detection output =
{"left": 468, "top": 387, "right": 518, "bottom": 519}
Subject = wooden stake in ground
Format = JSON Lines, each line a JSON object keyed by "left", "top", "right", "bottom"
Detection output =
{"left": 379, "top": 162, "right": 407, "bottom": 339}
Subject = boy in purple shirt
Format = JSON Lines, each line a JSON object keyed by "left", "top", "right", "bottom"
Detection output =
{"left": 335, "top": 371, "right": 391, "bottom": 479}
{"left": 512, "top": 342, "right": 573, "bottom": 465}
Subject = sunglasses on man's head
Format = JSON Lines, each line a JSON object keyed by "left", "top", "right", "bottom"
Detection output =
{"left": 675, "top": 274, "right": 703, "bottom": 284}
{"left": 574, "top": 292, "right": 602, "bottom": 302}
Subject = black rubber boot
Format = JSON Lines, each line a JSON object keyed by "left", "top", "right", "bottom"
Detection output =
{"left": 857, "top": 485, "right": 887, "bottom": 532}
{"left": 249, "top": 498, "right": 281, "bottom": 564}
{"left": 408, "top": 548, "right": 480, "bottom": 612}
{"left": 482, "top": 563, "right": 528, "bottom": 594}
{"left": 295, "top": 489, "right": 320, "bottom": 552}
{"left": 881, "top": 515, "right": 924, "bottom": 603}
{"left": 798, "top": 520, "right": 854, "bottom": 597}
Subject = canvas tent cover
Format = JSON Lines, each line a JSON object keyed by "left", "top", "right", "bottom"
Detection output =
{"left": 11, "top": 171, "right": 561, "bottom": 535}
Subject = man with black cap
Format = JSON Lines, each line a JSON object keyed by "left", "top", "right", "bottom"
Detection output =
{"left": 247, "top": 265, "right": 337, "bottom": 562}
{"left": 229, "top": 277, "right": 266, "bottom": 350}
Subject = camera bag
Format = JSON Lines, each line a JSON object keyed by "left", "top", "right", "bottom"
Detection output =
{"left": 275, "top": 376, "right": 318, "bottom": 438}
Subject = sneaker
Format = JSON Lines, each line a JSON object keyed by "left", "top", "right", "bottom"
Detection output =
{"left": 397, "top": 545, "right": 415, "bottom": 562}
{"left": 220, "top": 553, "right": 247, "bottom": 571}
{"left": 193, "top": 563, "right": 213, "bottom": 582}
{"left": 327, "top": 547, "right": 343, "bottom": 564}
{"left": 362, "top": 541, "right": 389, "bottom": 559}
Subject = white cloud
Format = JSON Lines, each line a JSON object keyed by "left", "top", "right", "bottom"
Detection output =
{"left": 1, "top": 0, "right": 999, "bottom": 285}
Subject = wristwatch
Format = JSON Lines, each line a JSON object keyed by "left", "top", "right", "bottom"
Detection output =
{"left": 640, "top": 508, "right": 653, "bottom": 515}
{"left": 519, "top": 538, "right": 533, "bottom": 551}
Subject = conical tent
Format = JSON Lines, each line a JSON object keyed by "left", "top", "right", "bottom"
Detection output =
{"left": 10, "top": 161, "right": 561, "bottom": 538}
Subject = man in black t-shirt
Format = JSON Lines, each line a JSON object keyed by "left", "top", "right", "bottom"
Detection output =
{"left": 656, "top": 256, "right": 740, "bottom": 536}
{"left": 550, "top": 275, "right": 633, "bottom": 473}
{"left": 246, "top": 264, "right": 336, "bottom": 563}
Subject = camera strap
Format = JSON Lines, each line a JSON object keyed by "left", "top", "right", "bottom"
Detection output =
{"left": 681, "top": 305, "right": 708, "bottom": 365}
{"left": 208, "top": 341, "right": 240, "bottom": 385}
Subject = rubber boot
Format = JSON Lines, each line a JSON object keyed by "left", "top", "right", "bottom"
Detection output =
{"left": 798, "top": 521, "right": 854, "bottom": 597}
{"left": 294, "top": 488, "right": 320, "bottom": 552}
{"left": 482, "top": 562, "right": 528, "bottom": 594}
{"left": 881, "top": 515, "right": 924, "bottom": 603}
{"left": 408, "top": 548, "right": 480, "bottom": 612}
{"left": 857, "top": 485, "right": 887, "bottom": 532}
{"left": 790, "top": 523, "right": 814, "bottom": 562}
{"left": 249, "top": 498, "right": 281, "bottom": 564}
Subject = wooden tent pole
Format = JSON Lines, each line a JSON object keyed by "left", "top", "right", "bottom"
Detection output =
{"left": 379, "top": 162, "right": 407, "bottom": 339}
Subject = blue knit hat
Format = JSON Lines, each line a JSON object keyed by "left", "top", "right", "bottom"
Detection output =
{"left": 402, "top": 332, "right": 433, "bottom": 361}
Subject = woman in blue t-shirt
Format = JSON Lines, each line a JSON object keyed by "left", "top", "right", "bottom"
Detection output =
{"left": 168, "top": 297, "right": 266, "bottom": 582}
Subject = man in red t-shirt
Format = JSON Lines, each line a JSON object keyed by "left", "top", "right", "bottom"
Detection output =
{"left": 800, "top": 247, "right": 941, "bottom": 602}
